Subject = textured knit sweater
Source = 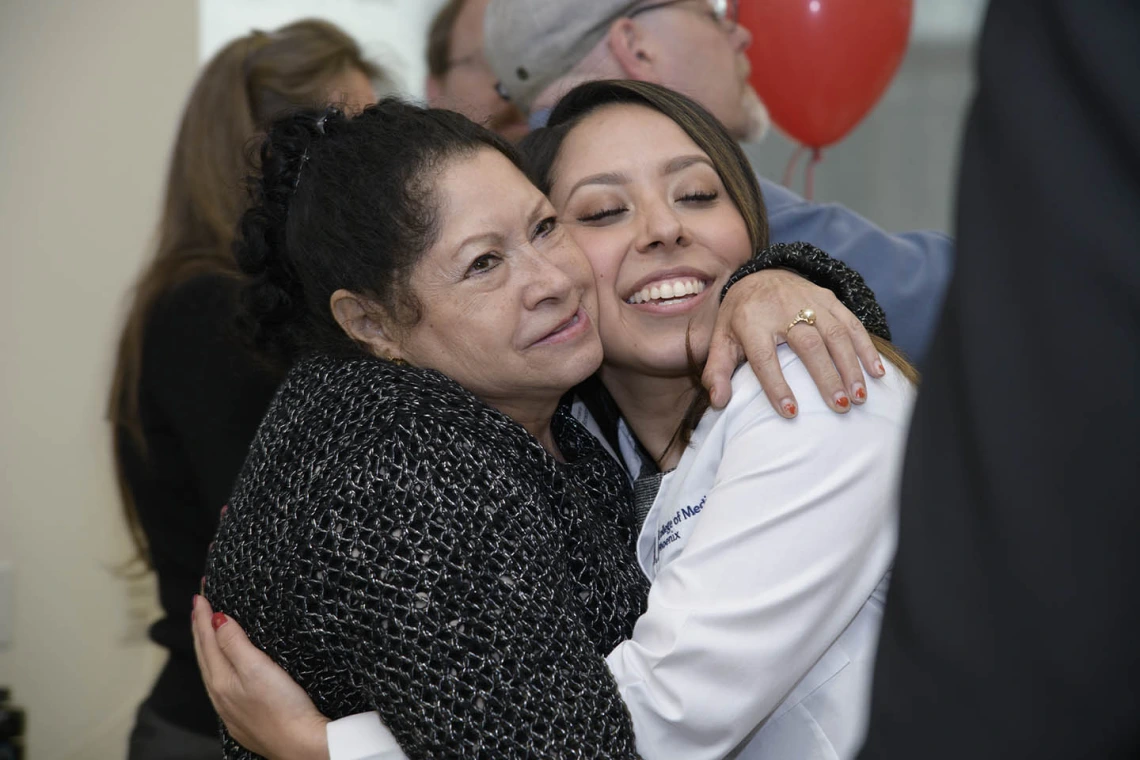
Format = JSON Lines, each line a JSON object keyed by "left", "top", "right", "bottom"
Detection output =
{"left": 206, "top": 356, "right": 650, "bottom": 759}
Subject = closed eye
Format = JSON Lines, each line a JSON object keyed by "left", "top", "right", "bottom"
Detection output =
{"left": 577, "top": 205, "right": 627, "bottom": 223}
{"left": 679, "top": 190, "right": 719, "bottom": 203}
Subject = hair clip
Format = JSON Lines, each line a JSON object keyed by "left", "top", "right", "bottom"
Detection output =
{"left": 291, "top": 109, "right": 343, "bottom": 194}
{"left": 292, "top": 110, "right": 336, "bottom": 193}
{"left": 292, "top": 152, "right": 309, "bottom": 191}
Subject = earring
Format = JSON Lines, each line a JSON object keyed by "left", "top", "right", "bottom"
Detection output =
{"left": 387, "top": 354, "right": 407, "bottom": 366}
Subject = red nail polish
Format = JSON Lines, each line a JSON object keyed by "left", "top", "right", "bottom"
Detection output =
{"left": 783, "top": 402, "right": 797, "bottom": 416}
{"left": 875, "top": 360, "right": 886, "bottom": 375}
{"left": 836, "top": 395, "right": 850, "bottom": 409}
{"left": 855, "top": 387, "right": 867, "bottom": 401}
{"left": 211, "top": 612, "right": 228, "bottom": 630}
{"left": 220, "top": 504, "right": 228, "bottom": 517}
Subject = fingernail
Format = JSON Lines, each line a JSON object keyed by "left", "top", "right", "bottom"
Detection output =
{"left": 834, "top": 393, "right": 851, "bottom": 409}
{"left": 853, "top": 384, "right": 867, "bottom": 403}
{"left": 211, "top": 612, "right": 228, "bottom": 631}
{"left": 711, "top": 388, "right": 724, "bottom": 408}
{"left": 874, "top": 359, "right": 886, "bottom": 376}
{"left": 200, "top": 576, "right": 206, "bottom": 595}
{"left": 781, "top": 399, "right": 797, "bottom": 417}
{"left": 220, "top": 504, "right": 228, "bottom": 517}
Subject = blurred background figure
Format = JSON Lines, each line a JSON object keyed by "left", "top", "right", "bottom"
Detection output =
{"left": 424, "top": 0, "right": 529, "bottom": 142}
{"left": 106, "top": 19, "right": 386, "bottom": 760}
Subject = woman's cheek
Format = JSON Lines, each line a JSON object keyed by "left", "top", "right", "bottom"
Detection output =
{"left": 586, "top": 241, "right": 626, "bottom": 286}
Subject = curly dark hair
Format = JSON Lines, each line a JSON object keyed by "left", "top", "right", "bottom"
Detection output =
{"left": 235, "top": 98, "right": 525, "bottom": 366}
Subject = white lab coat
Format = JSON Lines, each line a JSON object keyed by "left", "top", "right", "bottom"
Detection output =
{"left": 605, "top": 346, "right": 912, "bottom": 759}
{"left": 327, "top": 346, "right": 914, "bottom": 760}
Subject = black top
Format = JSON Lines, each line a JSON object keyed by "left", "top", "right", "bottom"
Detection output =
{"left": 206, "top": 356, "right": 649, "bottom": 759}
{"left": 119, "top": 273, "right": 281, "bottom": 735}
{"left": 859, "top": 2, "right": 1140, "bottom": 758}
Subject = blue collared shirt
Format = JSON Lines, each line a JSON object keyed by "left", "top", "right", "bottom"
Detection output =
{"left": 528, "top": 106, "right": 954, "bottom": 363}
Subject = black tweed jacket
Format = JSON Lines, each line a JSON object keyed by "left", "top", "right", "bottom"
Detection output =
{"left": 206, "top": 355, "right": 649, "bottom": 759}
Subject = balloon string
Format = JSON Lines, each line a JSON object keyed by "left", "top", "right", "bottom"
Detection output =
{"left": 782, "top": 145, "right": 806, "bottom": 188}
{"left": 803, "top": 147, "right": 823, "bottom": 201}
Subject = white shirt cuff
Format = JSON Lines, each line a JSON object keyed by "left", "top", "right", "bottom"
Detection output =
{"left": 326, "top": 712, "right": 408, "bottom": 760}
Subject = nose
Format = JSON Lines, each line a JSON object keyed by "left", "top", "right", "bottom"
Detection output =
{"left": 520, "top": 245, "right": 576, "bottom": 311}
{"left": 732, "top": 21, "right": 752, "bottom": 52}
{"left": 634, "top": 200, "right": 691, "bottom": 255}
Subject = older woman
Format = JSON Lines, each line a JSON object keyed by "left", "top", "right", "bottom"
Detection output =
{"left": 196, "top": 83, "right": 913, "bottom": 760}
{"left": 203, "top": 99, "right": 653, "bottom": 758}
{"left": 199, "top": 93, "right": 884, "bottom": 760}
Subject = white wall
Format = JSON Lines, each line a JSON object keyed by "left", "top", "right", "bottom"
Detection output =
{"left": 0, "top": 1, "right": 198, "bottom": 757}
{"left": 199, "top": 0, "right": 448, "bottom": 97}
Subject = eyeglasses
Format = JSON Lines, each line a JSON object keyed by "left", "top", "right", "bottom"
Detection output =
{"left": 627, "top": 0, "right": 740, "bottom": 32}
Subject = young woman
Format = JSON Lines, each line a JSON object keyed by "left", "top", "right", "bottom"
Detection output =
{"left": 534, "top": 81, "right": 916, "bottom": 759}
{"left": 194, "top": 82, "right": 915, "bottom": 760}
{"left": 107, "top": 19, "right": 386, "bottom": 758}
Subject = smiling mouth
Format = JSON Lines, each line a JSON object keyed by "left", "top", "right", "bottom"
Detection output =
{"left": 550, "top": 311, "right": 580, "bottom": 335}
{"left": 625, "top": 277, "right": 709, "bottom": 306}
{"left": 532, "top": 307, "right": 588, "bottom": 347}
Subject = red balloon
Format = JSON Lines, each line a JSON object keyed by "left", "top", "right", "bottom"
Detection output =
{"left": 740, "top": 0, "right": 913, "bottom": 148}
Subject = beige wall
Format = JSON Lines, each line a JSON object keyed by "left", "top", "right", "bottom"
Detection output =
{"left": 0, "top": 1, "right": 198, "bottom": 757}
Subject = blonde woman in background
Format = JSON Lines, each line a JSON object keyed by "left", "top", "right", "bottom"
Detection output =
{"left": 107, "top": 19, "right": 388, "bottom": 759}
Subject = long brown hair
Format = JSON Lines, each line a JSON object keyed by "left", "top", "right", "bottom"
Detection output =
{"left": 109, "top": 19, "right": 384, "bottom": 569}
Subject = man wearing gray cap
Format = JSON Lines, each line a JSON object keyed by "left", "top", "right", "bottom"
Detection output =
{"left": 486, "top": 0, "right": 764, "bottom": 140}
{"left": 484, "top": 0, "right": 953, "bottom": 364}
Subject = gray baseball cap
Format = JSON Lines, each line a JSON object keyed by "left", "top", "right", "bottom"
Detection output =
{"left": 484, "top": 0, "right": 640, "bottom": 113}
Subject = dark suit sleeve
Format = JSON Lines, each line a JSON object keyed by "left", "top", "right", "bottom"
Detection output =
{"left": 859, "top": 2, "right": 1140, "bottom": 758}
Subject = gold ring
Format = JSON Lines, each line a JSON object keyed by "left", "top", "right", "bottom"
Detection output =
{"left": 786, "top": 307, "right": 817, "bottom": 333}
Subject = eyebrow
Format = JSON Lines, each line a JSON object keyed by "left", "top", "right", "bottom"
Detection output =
{"left": 452, "top": 196, "right": 548, "bottom": 255}
{"left": 663, "top": 154, "right": 715, "bottom": 175}
{"left": 525, "top": 195, "right": 548, "bottom": 229}
{"left": 565, "top": 171, "right": 631, "bottom": 202}
{"left": 564, "top": 154, "right": 716, "bottom": 202}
